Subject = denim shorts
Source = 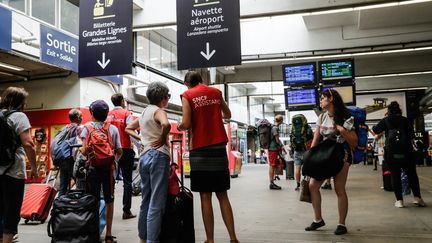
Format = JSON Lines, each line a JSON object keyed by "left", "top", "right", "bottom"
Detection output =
{"left": 293, "top": 151, "right": 306, "bottom": 166}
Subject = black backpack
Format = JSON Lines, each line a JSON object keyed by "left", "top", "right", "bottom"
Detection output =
{"left": 256, "top": 119, "right": 272, "bottom": 149}
{"left": 0, "top": 110, "right": 20, "bottom": 172}
{"left": 385, "top": 119, "right": 410, "bottom": 160}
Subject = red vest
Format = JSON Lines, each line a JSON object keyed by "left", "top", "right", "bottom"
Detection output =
{"left": 108, "top": 108, "right": 132, "bottom": 149}
{"left": 181, "top": 84, "right": 228, "bottom": 150}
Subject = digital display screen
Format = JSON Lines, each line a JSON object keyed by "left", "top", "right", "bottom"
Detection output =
{"left": 285, "top": 88, "right": 318, "bottom": 110}
{"left": 322, "top": 85, "right": 355, "bottom": 105}
{"left": 320, "top": 59, "right": 354, "bottom": 81}
{"left": 283, "top": 63, "right": 316, "bottom": 85}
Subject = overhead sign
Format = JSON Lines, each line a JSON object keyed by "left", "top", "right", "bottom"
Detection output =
{"left": 176, "top": 0, "right": 241, "bottom": 70}
{"left": 79, "top": 0, "right": 133, "bottom": 78}
{"left": 40, "top": 25, "right": 78, "bottom": 72}
{"left": 0, "top": 6, "right": 12, "bottom": 52}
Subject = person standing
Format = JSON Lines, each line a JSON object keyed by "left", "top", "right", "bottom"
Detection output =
{"left": 107, "top": 93, "right": 136, "bottom": 219}
{"left": 305, "top": 89, "right": 358, "bottom": 235}
{"left": 0, "top": 87, "right": 38, "bottom": 243}
{"left": 178, "top": 71, "right": 239, "bottom": 243}
{"left": 372, "top": 101, "right": 426, "bottom": 208}
{"left": 57, "top": 109, "right": 82, "bottom": 196}
{"left": 267, "top": 116, "right": 284, "bottom": 190}
{"left": 289, "top": 114, "right": 313, "bottom": 191}
{"left": 80, "top": 100, "right": 123, "bottom": 243}
{"left": 125, "top": 82, "right": 171, "bottom": 243}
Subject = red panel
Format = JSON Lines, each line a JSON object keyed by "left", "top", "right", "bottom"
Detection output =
{"left": 25, "top": 107, "right": 92, "bottom": 126}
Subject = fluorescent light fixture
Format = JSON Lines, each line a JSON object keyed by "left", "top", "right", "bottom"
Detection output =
{"left": 133, "top": 25, "right": 177, "bottom": 32}
{"left": 241, "top": 46, "right": 432, "bottom": 64}
{"left": 356, "top": 70, "right": 432, "bottom": 79}
{"left": 0, "top": 62, "right": 25, "bottom": 72}
{"left": 304, "top": 0, "right": 432, "bottom": 16}
{"left": 356, "top": 87, "right": 428, "bottom": 93}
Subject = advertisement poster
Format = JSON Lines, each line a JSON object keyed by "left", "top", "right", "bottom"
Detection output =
{"left": 356, "top": 92, "right": 407, "bottom": 120}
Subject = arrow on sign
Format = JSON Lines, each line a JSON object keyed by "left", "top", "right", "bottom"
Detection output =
{"left": 200, "top": 42, "right": 216, "bottom": 60}
{"left": 97, "top": 52, "right": 111, "bottom": 69}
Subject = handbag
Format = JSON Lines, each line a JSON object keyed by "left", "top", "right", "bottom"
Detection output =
{"left": 299, "top": 177, "right": 312, "bottom": 203}
{"left": 302, "top": 139, "right": 345, "bottom": 181}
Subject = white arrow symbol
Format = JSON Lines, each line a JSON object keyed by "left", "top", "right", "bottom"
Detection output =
{"left": 97, "top": 52, "right": 111, "bottom": 69}
{"left": 200, "top": 42, "right": 216, "bottom": 60}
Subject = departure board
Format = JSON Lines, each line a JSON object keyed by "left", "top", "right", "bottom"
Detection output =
{"left": 283, "top": 63, "right": 316, "bottom": 86}
{"left": 320, "top": 60, "right": 354, "bottom": 81}
{"left": 285, "top": 88, "right": 317, "bottom": 110}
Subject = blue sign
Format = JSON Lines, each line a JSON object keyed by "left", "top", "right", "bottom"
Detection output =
{"left": 40, "top": 25, "right": 78, "bottom": 72}
{"left": 99, "top": 75, "right": 123, "bottom": 85}
{"left": 0, "top": 6, "right": 12, "bottom": 51}
{"left": 79, "top": 0, "right": 133, "bottom": 78}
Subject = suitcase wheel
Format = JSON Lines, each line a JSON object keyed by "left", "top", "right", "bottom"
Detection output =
{"left": 41, "top": 219, "right": 46, "bottom": 224}
{"left": 24, "top": 219, "right": 29, "bottom": 224}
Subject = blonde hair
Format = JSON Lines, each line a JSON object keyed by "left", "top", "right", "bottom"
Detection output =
{"left": 275, "top": 115, "right": 284, "bottom": 123}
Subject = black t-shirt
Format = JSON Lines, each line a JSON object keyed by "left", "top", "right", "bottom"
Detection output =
{"left": 372, "top": 115, "right": 414, "bottom": 142}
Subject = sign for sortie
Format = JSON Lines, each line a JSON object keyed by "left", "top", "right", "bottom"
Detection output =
{"left": 0, "top": 6, "right": 12, "bottom": 52}
{"left": 176, "top": 0, "right": 241, "bottom": 70}
{"left": 40, "top": 25, "right": 78, "bottom": 72}
{"left": 79, "top": 0, "right": 133, "bottom": 78}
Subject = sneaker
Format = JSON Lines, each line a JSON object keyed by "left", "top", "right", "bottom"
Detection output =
{"left": 295, "top": 187, "right": 300, "bottom": 191}
{"left": 122, "top": 212, "right": 137, "bottom": 220}
{"left": 321, "top": 183, "right": 332, "bottom": 190}
{"left": 275, "top": 176, "right": 280, "bottom": 180}
{"left": 305, "top": 219, "right": 325, "bottom": 231}
{"left": 413, "top": 197, "right": 426, "bottom": 207}
{"left": 334, "top": 225, "right": 348, "bottom": 235}
{"left": 269, "top": 182, "right": 282, "bottom": 190}
{"left": 395, "top": 200, "right": 405, "bottom": 208}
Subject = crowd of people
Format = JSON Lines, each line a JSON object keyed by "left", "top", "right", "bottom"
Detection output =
{"left": 0, "top": 71, "right": 428, "bottom": 242}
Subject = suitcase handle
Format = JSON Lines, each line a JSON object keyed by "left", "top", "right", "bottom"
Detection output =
{"left": 171, "top": 140, "right": 184, "bottom": 187}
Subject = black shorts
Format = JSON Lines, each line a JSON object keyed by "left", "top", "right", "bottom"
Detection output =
{"left": 87, "top": 168, "right": 115, "bottom": 204}
{"left": 189, "top": 144, "right": 230, "bottom": 192}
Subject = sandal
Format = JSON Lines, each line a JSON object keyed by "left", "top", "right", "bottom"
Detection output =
{"left": 105, "top": 235, "right": 117, "bottom": 243}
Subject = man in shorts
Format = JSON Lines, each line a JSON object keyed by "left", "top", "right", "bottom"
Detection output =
{"left": 268, "top": 115, "right": 284, "bottom": 190}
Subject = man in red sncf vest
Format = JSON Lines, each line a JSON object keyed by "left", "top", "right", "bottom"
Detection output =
{"left": 108, "top": 93, "right": 136, "bottom": 219}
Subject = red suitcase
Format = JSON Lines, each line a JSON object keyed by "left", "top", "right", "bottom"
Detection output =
{"left": 20, "top": 170, "right": 58, "bottom": 224}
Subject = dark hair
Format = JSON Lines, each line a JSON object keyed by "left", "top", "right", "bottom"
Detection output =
{"left": 111, "top": 93, "right": 124, "bottom": 107}
{"left": 0, "top": 87, "right": 28, "bottom": 111}
{"left": 322, "top": 89, "right": 350, "bottom": 126}
{"left": 146, "top": 82, "right": 169, "bottom": 105}
{"left": 68, "top": 109, "right": 82, "bottom": 122}
{"left": 387, "top": 101, "right": 402, "bottom": 116}
{"left": 184, "top": 71, "right": 203, "bottom": 87}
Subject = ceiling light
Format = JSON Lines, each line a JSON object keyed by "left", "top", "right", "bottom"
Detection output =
{"left": 356, "top": 71, "right": 432, "bottom": 79}
{"left": 241, "top": 46, "right": 432, "bottom": 64}
{"left": 0, "top": 62, "right": 25, "bottom": 72}
{"left": 133, "top": 25, "right": 177, "bottom": 32}
{"left": 356, "top": 87, "right": 428, "bottom": 93}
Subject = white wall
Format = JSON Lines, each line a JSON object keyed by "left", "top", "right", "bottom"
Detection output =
{"left": 0, "top": 74, "right": 81, "bottom": 110}
{"left": 80, "top": 78, "right": 117, "bottom": 109}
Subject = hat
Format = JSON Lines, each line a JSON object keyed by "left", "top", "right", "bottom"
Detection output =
{"left": 89, "top": 100, "right": 109, "bottom": 121}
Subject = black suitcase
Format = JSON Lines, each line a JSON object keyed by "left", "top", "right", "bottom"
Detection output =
{"left": 160, "top": 140, "right": 195, "bottom": 243}
{"left": 285, "top": 160, "right": 294, "bottom": 180}
{"left": 47, "top": 191, "right": 99, "bottom": 243}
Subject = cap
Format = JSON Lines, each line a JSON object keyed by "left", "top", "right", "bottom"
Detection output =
{"left": 89, "top": 100, "right": 109, "bottom": 120}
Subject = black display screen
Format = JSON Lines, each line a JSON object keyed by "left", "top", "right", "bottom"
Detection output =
{"left": 285, "top": 88, "right": 318, "bottom": 111}
{"left": 319, "top": 59, "right": 354, "bottom": 82}
{"left": 322, "top": 85, "right": 356, "bottom": 105}
{"left": 283, "top": 63, "right": 316, "bottom": 86}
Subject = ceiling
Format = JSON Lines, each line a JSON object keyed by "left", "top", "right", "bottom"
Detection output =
{"left": 0, "top": 51, "right": 71, "bottom": 82}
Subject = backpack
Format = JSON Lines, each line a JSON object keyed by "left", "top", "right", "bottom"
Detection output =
{"left": 0, "top": 110, "right": 20, "bottom": 172}
{"left": 50, "top": 124, "right": 79, "bottom": 167}
{"left": 347, "top": 107, "right": 368, "bottom": 164}
{"left": 290, "top": 114, "right": 312, "bottom": 151}
{"left": 85, "top": 123, "right": 115, "bottom": 169}
{"left": 385, "top": 118, "right": 409, "bottom": 160}
{"left": 256, "top": 119, "right": 272, "bottom": 149}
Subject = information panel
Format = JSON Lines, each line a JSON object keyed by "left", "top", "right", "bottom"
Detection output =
{"left": 283, "top": 63, "right": 316, "bottom": 86}
{"left": 320, "top": 59, "right": 354, "bottom": 81}
{"left": 176, "top": 0, "right": 241, "bottom": 70}
{"left": 285, "top": 88, "right": 318, "bottom": 111}
{"left": 79, "top": 0, "right": 133, "bottom": 77}
{"left": 0, "top": 6, "right": 12, "bottom": 52}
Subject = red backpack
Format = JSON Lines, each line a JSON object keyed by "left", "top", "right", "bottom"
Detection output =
{"left": 85, "top": 123, "right": 115, "bottom": 169}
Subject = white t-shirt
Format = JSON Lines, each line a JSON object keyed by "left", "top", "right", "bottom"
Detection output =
{"left": 317, "top": 112, "right": 350, "bottom": 144}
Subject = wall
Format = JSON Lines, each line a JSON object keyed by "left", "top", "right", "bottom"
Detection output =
{"left": 0, "top": 74, "right": 81, "bottom": 110}
{"left": 80, "top": 78, "right": 117, "bottom": 109}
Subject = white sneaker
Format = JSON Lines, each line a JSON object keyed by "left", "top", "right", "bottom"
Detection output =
{"left": 413, "top": 197, "right": 426, "bottom": 207}
{"left": 395, "top": 200, "right": 405, "bottom": 208}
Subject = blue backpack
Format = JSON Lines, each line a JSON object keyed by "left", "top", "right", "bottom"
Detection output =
{"left": 347, "top": 106, "right": 368, "bottom": 164}
{"left": 50, "top": 125, "right": 79, "bottom": 166}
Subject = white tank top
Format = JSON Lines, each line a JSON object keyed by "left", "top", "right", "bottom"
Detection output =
{"left": 139, "top": 105, "right": 170, "bottom": 156}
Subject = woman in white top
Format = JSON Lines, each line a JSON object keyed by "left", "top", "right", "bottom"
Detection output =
{"left": 126, "top": 82, "right": 171, "bottom": 243}
{"left": 305, "top": 89, "right": 358, "bottom": 235}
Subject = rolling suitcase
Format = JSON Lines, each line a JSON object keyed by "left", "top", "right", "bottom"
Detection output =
{"left": 285, "top": 160, "right": 294, "bottom": 180}
{"left": 47, "top": 190, "right": 99, "bottom": 243}
{"left": 160, "top": 140, "right": 195, "bottom": 243}
{"left": 21, "top": 169, "right": 58, "bottom": 224}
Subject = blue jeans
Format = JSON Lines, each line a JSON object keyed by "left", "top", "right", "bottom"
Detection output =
{"left": 138, "top": 149, "right": 170, "bottom": 243}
